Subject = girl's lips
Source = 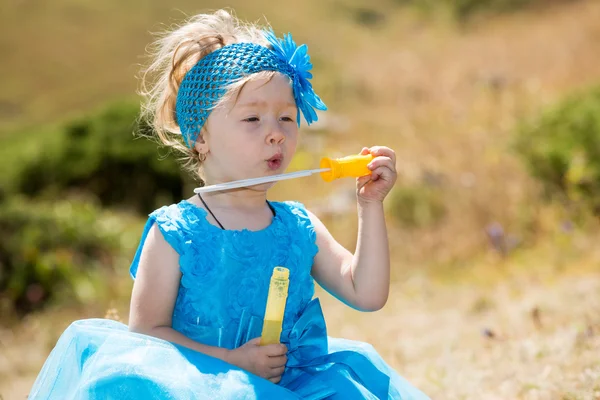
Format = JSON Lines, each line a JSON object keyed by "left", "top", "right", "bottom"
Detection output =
{"left": 267, "top": 154, "right": 283, "bottom": 171}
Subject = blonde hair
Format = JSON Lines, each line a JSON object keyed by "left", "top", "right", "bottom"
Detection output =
{"left": 138, "top": 9, "right": 275, "bottom": 183}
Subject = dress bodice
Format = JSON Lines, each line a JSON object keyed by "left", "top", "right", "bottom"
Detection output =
{"left": 130, "top": 200, "right": 318, "bottom": 349}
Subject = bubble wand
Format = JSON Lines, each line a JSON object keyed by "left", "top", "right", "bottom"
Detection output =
{"left": 193, "top": 154, "right": 374, "bottom": 193}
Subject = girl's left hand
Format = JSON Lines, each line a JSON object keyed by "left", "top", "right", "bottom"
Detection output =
{"left": 356, "top": 146, "right": 397, "bottom": 204}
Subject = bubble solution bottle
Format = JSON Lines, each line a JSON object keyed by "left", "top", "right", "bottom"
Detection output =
{"left": 260, "top": 267, "right": 290, "bottom": 345}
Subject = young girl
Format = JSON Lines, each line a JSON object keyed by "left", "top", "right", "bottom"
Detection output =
{"left": 29, "top": 10, "right": 429, "bottom": 400}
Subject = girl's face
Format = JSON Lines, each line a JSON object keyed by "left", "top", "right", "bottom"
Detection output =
{"left": 197, "top": 73, "right": 299, "bottom": 189}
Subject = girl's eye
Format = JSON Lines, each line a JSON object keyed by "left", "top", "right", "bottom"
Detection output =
{"left": 281, "top": 116, "right": 294, "bottom": 122}
{"left": 244, "top": 117, "right": 260, "bottom": 122}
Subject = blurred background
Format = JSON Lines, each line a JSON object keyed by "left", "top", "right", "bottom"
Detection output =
{"left": 1, "top": 0, "right": 600, "bottom": 398}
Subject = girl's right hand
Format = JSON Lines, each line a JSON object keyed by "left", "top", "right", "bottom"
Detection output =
{"left": 225, "top": 337, "right": 288, "bottom": 383}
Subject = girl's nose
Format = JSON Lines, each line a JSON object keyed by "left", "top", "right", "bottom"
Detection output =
{"left": 266, "top": 123, "right": 286, "bottom": 145}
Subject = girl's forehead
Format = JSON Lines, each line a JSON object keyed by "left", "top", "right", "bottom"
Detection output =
{"left": 235, "top": 75, "right": 295, "bottom": 107}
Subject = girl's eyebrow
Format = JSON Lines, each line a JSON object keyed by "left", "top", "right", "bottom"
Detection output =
{"left": 237, "top": 100, "right": 296, "bottom": 109}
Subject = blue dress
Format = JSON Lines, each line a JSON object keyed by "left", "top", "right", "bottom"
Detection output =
{"left": 29, "top": 200, "right": 430, "bottom": 400}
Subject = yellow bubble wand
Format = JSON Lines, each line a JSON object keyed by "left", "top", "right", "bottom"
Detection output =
{"left": 193, "top": 154, "right": 374, "bottom": 194}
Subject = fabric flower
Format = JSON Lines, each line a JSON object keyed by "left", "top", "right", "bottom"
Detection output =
{"left": 264, "top": 29, "right": 328, "bottom": 125}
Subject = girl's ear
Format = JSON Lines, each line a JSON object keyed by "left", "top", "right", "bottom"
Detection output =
{"left": 194, "top": 130, "right": 209, "bottom": 155}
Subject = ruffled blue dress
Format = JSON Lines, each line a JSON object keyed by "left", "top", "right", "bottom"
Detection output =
{"left": 29, "top": 200, "right": 430, "bottom": 399}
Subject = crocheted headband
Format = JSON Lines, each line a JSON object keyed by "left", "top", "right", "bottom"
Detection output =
{"left": 175, "top": 30, "right": 327, "bottom": 148}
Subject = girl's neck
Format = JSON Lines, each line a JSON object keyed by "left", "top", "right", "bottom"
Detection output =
{"left": 199, "top": 188, "right": 269, "bottom": 212}
{"left": 189, "top": 188, "right": 274, "bottom": 231}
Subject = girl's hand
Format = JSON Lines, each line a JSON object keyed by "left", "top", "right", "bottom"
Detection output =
{"left": 225, "top": 338, "right": 288, "bottom": 383}
{"left": 356, "top": 146, "right": 397, "bottom": 204}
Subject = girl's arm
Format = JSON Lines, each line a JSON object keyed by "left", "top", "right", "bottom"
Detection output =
{"left": 128, "top": 224, "right": 228, "bottom": 361}
{"left": 309, "top": 146, "right": 397, "bottom": 312}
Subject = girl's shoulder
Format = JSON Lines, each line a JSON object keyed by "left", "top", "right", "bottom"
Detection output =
{"left": 129, "top": 200, "right": 206, "bottom": 278}
{"left": 151, "top": 199, "right": 201, "bottom": 218}
{"left": 270, "top": 200, "right": 316, "bottom": 241}
{"left": 146, "top": 200, "right": 202, "bottom": 235}
{"left": 144, "top": 200, "right": 209, "bottom": 251}
{"left": 269, "top": 200, "right": 310, "bottom": 221}
{"left": 149, "top": 200, "right": 186, "bottom": 222}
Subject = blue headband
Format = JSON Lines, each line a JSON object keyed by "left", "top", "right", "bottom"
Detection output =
{"left": 175, "top": 30, "right": 327, "bottom": 148}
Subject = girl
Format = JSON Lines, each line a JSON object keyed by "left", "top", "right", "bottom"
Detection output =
{"left": 29, "top": 9, "right": 430, "bottom": 400}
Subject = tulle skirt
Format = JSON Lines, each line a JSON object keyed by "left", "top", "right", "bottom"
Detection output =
{"left": 30, "top": 301, "right": 429, "bottom": 399}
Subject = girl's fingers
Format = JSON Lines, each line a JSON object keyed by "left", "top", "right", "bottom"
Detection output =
{"left": 263, "top": 343, "right": 287, "bottom": 356}
{"left": 370, "top": 166, "right": 395, "bottom": 183}
{"left": 368, "top": 157, "right": 395, "bottom": 173}
{"left": 269, "top": 366, "right": 286, "bottom": 377}
{"left": 367, "top": 146, "right": 396, "bottom": 164}
{"left": 268, "top": 354, "right": 287, "bottom": 368}
{"left": 356, "top": 175, "right": 372, "bottom": 190}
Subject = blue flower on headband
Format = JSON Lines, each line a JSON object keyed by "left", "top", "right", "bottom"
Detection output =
{"left": 264, "top": 29, "right": 327, "bottom": 125}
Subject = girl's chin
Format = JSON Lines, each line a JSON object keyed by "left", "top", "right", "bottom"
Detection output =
{"left": 249, "top": 181, "right": 276, "bottom": 191}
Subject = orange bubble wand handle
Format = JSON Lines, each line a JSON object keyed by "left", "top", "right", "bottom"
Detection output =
{"left": 319, "top": 154, "right": 374, "bottom": 182}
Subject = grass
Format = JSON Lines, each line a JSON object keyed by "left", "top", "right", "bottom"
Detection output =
{"left": 1, "top": 0, "right": 600, "bottom": 398}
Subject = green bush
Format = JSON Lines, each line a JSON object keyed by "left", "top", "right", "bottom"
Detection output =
{"left": 396, "top": 0, "right": 540, "bottom": 21}
{"left": 450, "top": 0, "right": 531, "bottom": 19}
{"left": 514, "top": 86, "right": 600, "bottom": 215}
{"left": 0, "top": 197, "right": 133, "bottom": 317}
{"left": 15, "top": 100, "right": 188, "bottom": 215}
{"left": 387, "top": 184, "right": 447, "bottom": 228}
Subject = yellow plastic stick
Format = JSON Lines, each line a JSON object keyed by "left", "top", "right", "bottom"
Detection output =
{"left": 260, "top": 267, "right": 290, "bottom": 345}
{"left": 319, "top": 154, "right": 374, "bottom": 182}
